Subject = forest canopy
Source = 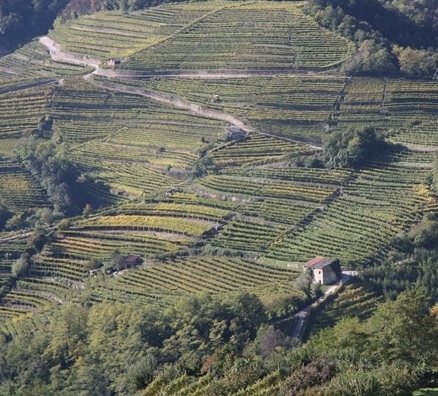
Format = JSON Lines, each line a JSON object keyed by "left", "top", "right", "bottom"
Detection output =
{"left": 306, "top": 0, "right": 438, "bottom": 76}
{"left": 0, "top": 0, "right": 70, "bottom": 53}
{"left": 1, "top": 289, "right": 438, "bottom": 395}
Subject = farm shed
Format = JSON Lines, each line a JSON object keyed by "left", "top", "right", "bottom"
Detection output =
{"left": 303, "top": 256, "right": 341, "bottom": 285}
{"left": 107, "top": 58, "right": 121, "bottom": 67}
{"left": 224, "top": 126, "right": 247, "bottom": 141}
{"left": 122, "top": 253, "right": 142, "bottom": 268}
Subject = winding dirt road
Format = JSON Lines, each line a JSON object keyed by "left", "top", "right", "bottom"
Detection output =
{"left": 38, "top": 36, "right": 328, "bottom": 143}
{"left": 39, "top": 37, "right": 101, "bottom": 71}
{"left": 39, "top": 36, "right": 256, "bottom": 132}
{"left": 276, "top": 271, "right": 356, "bottom": 339}
{"left": 39, "top": 37, "right": 338, "bottom": 80}
{"left": 91, "top": 78, "right": 251, "bottom": 131}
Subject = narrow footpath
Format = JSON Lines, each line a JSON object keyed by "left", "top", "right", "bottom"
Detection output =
{"left": 278, "top": 271, "right": 357, "bottom": 340}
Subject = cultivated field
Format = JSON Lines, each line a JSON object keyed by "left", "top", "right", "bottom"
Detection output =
{"left": 0, "top": 0, "right": 437, "bottom": 319}
{"left": 48, "top": 1, "right": 350, "bottom": 71}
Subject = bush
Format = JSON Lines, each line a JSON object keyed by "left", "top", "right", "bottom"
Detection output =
{"left": 323, "top": 126, "right": 387, "bottom": 169}
{"left": 341, "top": 40, "right": 397, "bottom": 76}
{"left": 12, "top": 253, "right": 31, "bottom": 277}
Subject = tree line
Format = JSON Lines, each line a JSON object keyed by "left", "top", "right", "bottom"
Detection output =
{"left": 0, "top": 0, "right": 70, "bottom": 53}
{"left": 305, "top": 0, "right": 438, "bottom": 77}
{"left": 0, "top": 288, "right": 437, "bottom": 395}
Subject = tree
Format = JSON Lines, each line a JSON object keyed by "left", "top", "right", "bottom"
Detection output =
{"left": 82, "top": 203, "right": 92, "bottom": 218}
{"left": 84, "top": 258, "right": 103, "bottom": 271}
{"left": 258, "top": 325, "right": 292, "bottom": 359}
{"left": 408, "top": 220, "right": 438, "bottom": 250}
{"left": 12, "top": 253, "right": 31, "bottom": 277}
{"left": 366, "top": 290, "right": 438, "bottom": 365}
{"left": 0, "top": 0, "right": 70, "bottom": 52}
{"left": 280, "top": 356, "right": 337, "bottom": 394}
{"left": 28, "top": 226, "right": 48, "bottom": 253}
{"left": 5, "top": 214, "right": 23, "bottom": 231}
{"left": 323, "top": 126, "right": 387, "bottom": 168}
{"left": 127, "top": 354, "right": 156, "bottom": 392}
{"left": 394, "top": 46, "right": 437, "bottom": 77}
{"left": 109, "top": 249, "right": 125, "bottom": 271}
{"left": 57, "top": 218, "right": 71, "bottom": 231}
{"left": 342, "top": 40, "right": 397, "bottom": 75}
{"left": 294, "top": 273, "right": 313, "bottom": 299}
{"left": 0, "top": 201, "right": 11, "bottom": 231}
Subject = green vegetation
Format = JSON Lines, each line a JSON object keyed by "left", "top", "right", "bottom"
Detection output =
{"left": 415, "top": 390, "right": 438, "bottom": 396}
{"left": 305, "top": 0, "right": 438, "bottom": 76}
{"left": 322, "top": 125, "right": 388, "bottom": 168}
{"left": 0, "top": 0, "right": 70, "bottom": 53}
{"left": 0, "top": 289, "right": 436, "bottom": 395}
{"left": 49, "top": 2, "right": 351, "bottom": 71}
{"left": 0, "top": 0, "right": 437, "bottom": 394}
{"left": 128, "top": 74, "right": 346, "bottom": 143}
{"left": 122, "top": 2, "right": 350, "bottom": 72}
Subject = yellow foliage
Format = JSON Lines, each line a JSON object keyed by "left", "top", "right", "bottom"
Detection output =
{"left": 413, "top": 184, "right": 435, "bottom": 203}
{"left": 430, "top": 303, "right": 438, "bottom": 319}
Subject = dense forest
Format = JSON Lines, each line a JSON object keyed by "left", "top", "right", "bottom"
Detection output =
{"left": 1, "top": 289, "right": 438, "bottom": 395}
{"left": 0, "top": 0, "right": 70, "bottom": 53}
{"left": 305, "top": 0, "right": 438, "bottom": 76}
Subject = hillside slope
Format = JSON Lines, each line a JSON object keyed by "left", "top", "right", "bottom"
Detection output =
{"left": 0, "top": 1, "right": 438, "bottom": 393}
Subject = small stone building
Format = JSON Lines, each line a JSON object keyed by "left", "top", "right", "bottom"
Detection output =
{"left": 303, "top": 256, "right": 341, "bottom": 285}
{"left": 122, "top": 254, "right": 142, "bottom": 269}
{"left": 107, "top": 58, "right": 121, "bottom": 67}
{"left": 222, "top": 126, "right": 247, "bottom": 141}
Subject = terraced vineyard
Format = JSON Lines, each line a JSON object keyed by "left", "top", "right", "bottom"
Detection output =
{"left": 209, "top": 134, "right": 309, "bottom": 168}
{"left": 0, "top": 0, "right": 437, "bottom": 331}
{"left": 0, "top": 40, "right": 88, "bottom": 82}
{"left": 48, "top": 7, "right": 210, "bottom": 59}
{"left": 265, "top": 150, "right": 434, "bottom": 266}
{"left": 309, "top": 282, "right": 384, "bottom": 336}
{"left": 140, "top": 369, "right": 282, "bottom": 395}
{"left": 108, "top": 255, "right": 299, "bottom": 296}
{"left": 121, "top": 2, "right": 350, "bottom": 71}
{"left": 0, "top": 84, "right": 51, "bottom": 140}
{"left": 339, "top": 78, "right": 438, "bottom": 148}
{"left": 0, "top": 162, "right": 49, "bottom": 214}
{"left": 127, "top": 75, "right": 346, "bottom": 142}
{"left": 47, "top": 77, "right": 226, "bottom": 196}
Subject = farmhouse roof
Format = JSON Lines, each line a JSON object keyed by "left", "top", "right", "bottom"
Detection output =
{"left": 303, "top": 256, "right": 335, "bottom": 269}
{"left": 226, "top": 126, "right": 244, "bottom": 134}
{"left": 123, "top": 254, "right": 141, "bottom": 264}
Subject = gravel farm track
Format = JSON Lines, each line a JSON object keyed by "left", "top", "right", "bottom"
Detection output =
{"left": 37, "top": 36, "right": 336, "bottom": 146}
